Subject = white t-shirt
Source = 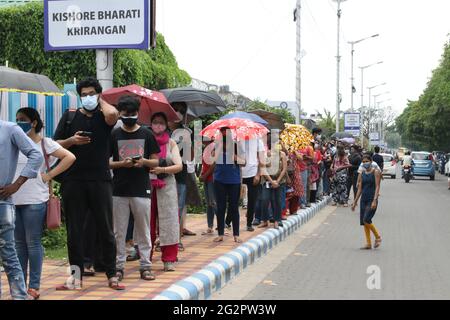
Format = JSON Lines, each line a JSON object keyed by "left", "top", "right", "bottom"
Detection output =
{"left": 12, "top": 138, "right": 61, "bottom": 205}
{"left": 357, "top": 161, "right": 381, "bottom": 174}
{"left": 403, "top": 155, "right": 412, "bottom": 166}
{"left": 240, "top": 138, "right": 266, "bottom": 178}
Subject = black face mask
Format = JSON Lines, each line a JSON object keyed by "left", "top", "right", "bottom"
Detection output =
{"left": 121, "top": 116, "right": 138, "bottom": 127}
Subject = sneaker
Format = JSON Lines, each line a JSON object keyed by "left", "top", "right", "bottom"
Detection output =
{"left": 164, "top": 262, "right": 175, "bottom": 272}
{"left": 247, "top": 226, "right": 255, "bottom": 232}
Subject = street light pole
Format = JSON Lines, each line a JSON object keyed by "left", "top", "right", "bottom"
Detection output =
{"left": 358, "top": 61, "right": 383, "bottom": 146}
{"left": 294, "top": 0, "right": 302, "bottom": 125}
{"left": 348, "top": 34, "right": 379, "bottom": 112}
{"left": 333, "top": 0, "right": 347, "bottom": 133}
{"left": 367, "top": 83, "right": 387, "bottom": 147}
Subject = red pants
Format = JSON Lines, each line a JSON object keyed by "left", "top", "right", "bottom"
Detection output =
{"left": 150, "top": 189, "right": 178, "bottom": 263}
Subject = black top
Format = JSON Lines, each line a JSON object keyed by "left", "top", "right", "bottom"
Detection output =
{"left": 110, "top": 126, "right": 160, "bottom": 198}
{"left": 348, "top": 153, "right": 362, "bottom": 174}
{"left": 54, "top": 109, "right": 113, "bottom": 181}
{"left": 372, "top": 153, "right": 384, "bottom": 171}
{"left": 171, "top": 126, "right": 192, "bottom": 185}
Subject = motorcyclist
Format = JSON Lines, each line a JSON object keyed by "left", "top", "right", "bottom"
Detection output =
{"left": 402, "top": 151, "right": 414, "bottom": 178}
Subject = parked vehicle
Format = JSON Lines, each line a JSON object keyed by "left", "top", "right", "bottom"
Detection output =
{"left": 411, "top": 152, "right": 435, "bottom": 180}
{"left": 380, "top": 153, "right": 397, "bottom": 179}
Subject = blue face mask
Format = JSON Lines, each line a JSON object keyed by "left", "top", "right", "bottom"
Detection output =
{"left": 17, "top": 121, "right": 32, "bottom": 133}
{"left": 81, "top": 94, "right": 99, "bottom": 111}
{"left": 363, "top": 162, "right": 371, "bottom": 170}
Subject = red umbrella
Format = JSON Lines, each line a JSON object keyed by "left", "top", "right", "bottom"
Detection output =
{"left": 200, "top": 118, "right": 269, "bottom": 141}
{"left": 102, "top": 84, "right": 180, "bottom": 125}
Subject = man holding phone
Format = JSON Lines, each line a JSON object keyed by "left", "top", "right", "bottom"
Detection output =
{"left": 109, "top": 96, "right": 160, "bottom": 281}
{"left": 54, "top": 77, "right": 123, "bottom": 290}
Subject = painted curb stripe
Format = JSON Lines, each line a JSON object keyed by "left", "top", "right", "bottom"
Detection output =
{"left": 153, "top": 197, "right": 331, "bottom": 300}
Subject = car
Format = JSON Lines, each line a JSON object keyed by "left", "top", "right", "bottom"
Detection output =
{"left": 411, "top": 151, "right": 435, "bottom": 180}
{"left": 380, "top": 153, "right": 397, "bottom": 179}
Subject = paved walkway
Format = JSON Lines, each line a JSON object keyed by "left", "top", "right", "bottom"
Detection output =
{"left": 1, "top": 209, "right": 283, "bottom": 300}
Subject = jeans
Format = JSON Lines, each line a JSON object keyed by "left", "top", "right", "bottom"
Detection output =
{"left": 323, "top": 168, "right": 331, "bottom": 194}
{"left": 204, "top": 181, "right": 217, "bottom": 229}
{"left": 214, "top": 182, "right": 241, "bottom": 237}
{"left": 300, "top": 170, "right": 309, "bottom": 206}
{"left": 61, "top": 180, "right": 116, "bottom": 280}
{"left": 0, "top": 203, "right": 27, "bottom": 300}
{"left": 260, "top": 185, "right": 284, "bottom": 222}
{"left": 280, "top": 184, "right": 287, "bottom": 211}
{"left": 177, "top": 183, "right": 187, "bottom": 218}
{"left": 14, "top": 202, "right": 47, "bottom": 290}
{"left": 242, "top": 177, "right": 260, "bottom": 228}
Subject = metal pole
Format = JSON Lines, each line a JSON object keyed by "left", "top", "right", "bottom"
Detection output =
{"left": 350, "top": 43, "right": 354, "bottom": 112}
{"left": 96, "top": 49, "right": 114, "bottom": 90}
{"left": 360, "top": 67, "right": 364, "bottom": 145}
{"left": 335, "top": 0, "right": 343, "bottom": 133}
{"left": 295, "top": 0, "right": 302, "bottom": 125}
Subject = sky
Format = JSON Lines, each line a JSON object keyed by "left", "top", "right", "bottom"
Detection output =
{"left": 156, "top": 0, "right": 450, "bottom": 117}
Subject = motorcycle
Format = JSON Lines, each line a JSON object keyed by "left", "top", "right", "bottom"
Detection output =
{"left": 403, "top": 165, "right": 412, "bottom": 183}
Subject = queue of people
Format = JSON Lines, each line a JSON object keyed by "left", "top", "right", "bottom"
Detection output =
{"left": 0, "top": 77, "right": 384, "bottom": 300}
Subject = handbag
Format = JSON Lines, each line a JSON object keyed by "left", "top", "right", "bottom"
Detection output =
{"left": 41, "top": 139, "right": 61, "bottom": 230}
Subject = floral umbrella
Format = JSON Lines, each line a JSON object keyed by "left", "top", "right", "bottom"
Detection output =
{"left": 280, "top": 123, "right": 314, "bottom": 153}
{"left": 200, "top": 118, "right": 269, "bottom": 141}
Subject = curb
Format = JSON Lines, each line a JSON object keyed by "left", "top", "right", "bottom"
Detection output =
{"left": 153, "top": 196, "right": 332, "bottom": 300}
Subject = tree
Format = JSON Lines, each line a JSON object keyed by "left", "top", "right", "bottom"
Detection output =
{"left": 396, "top": 40, "right": 450, "bottom": 152}
{"left": 246, "top": 100, "right": 296, "bottom": 124}
{"left": 316, "top": 109, "right": 344, "bottom": 138}
{"left": 0, "top": 2, "right": 191, "bottom": 89}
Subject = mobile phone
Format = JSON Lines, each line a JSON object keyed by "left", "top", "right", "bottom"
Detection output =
{"left": 79, "top": 131, "right": 93, "bottom": 137}
{"left": 132, "top": 155, "right": 142, "bottom": 162}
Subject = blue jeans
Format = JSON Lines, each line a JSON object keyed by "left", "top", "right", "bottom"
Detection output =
{"left": 204, "top": 181, "right": 217, "bottom": 229}
{"left": 260, "top": 184, "right": 284, "bottom": 223}
{"left": 177, "top": 183, "right": 187, "bottom": 218}
{"left": 14, "top": 202, "right": 47, "bottom": 290}
{"left": 280, "top": 184, "right": 287, "bottom": 211}
{"left": 0, "top": 203, "right": 28, "bottom": 300}
{"left": 300, "top": 170, "right": 309, "bottom": 206}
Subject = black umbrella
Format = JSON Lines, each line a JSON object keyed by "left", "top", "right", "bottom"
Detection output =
{"left": 248, "top": 109, "right": 284, "bottom": 130}
{"left": 0, "top": 66, "right": 61, "bottom": 96}
{"left": 160, "top": 87, "right": 227, "bottom": 118}
{"left": 331, "top": 132, "right": 354, "bottom": 139}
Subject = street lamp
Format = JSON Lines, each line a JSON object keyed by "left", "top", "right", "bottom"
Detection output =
{"left": 333, "top": 0, "right": 347, "bottom": 133}
{"left": 348, "top": 34, "right": 379, "bottom": 111}
{"left": 367, "top": 83, "right": 387, "bottom": 147}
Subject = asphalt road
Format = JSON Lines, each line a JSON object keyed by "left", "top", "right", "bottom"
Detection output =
{"left": 212, "top": 168, "right": 450, "bottom": 300}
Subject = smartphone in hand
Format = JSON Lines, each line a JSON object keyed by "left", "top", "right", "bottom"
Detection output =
{"left": 79, "top": 131, "right": 93, "bottom": 137}
{"left": 132, "top": 155, "right": 142, "bottom": 162}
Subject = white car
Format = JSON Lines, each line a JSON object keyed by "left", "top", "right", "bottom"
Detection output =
{"left": 380, "top": 153, "right": 397, "bottom": 179}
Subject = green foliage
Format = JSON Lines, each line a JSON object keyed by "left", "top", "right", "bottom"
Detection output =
{"left": 42, "top": 225, "right": 67, "bottom": 250}
{"left": 316, "top": 109, "right": 344, "bottom": 138}
{"left": 246, "top": 100, "right": 296, "bottom": 124}
{"left": 0, "top": 2, "right": 191, "bottom": 89}
{"left": 396, "top": 40, "right": 450, "bottom": 152}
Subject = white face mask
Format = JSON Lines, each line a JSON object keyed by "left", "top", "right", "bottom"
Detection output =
{"left": 81, "top": 95, "right": 99, "bottom": 111}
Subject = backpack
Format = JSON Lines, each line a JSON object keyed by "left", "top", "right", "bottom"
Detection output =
{"left": 52, "top": 108, "right": 77, "bottom": 183}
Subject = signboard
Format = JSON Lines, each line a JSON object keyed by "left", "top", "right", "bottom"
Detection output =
{"left": 369, "top": 132, "right": 380, "bottom": 145}
{"left": 344, "top": 113, "right": 360, "bottom": 136}
{"left": 44, "top": 0, "right": 152, "bottom": 51}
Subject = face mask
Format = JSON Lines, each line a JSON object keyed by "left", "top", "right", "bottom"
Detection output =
{"left": 152, "top": 123, "right": 166, "bottom": 135}
{"left": 81, "top": 95, "right": 99, "bottom": 111}
{"left": 363, "top": 162, "right": 371, "bottom": 170}
{"left": 17, "top": 121, "right": 32, "bottom": 134}
{"left": 120, "top": 115, "right": 138, "bottom": 128}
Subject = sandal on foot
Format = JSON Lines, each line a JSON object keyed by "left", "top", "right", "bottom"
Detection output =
{"left": 163, "top": 262, "right": 175, "bottom": 272}
{"left": 140, "top": 268, "right": 156, "bottom": 281}
{"left": 201, "top": 228, "right": 214, "bottom": 235}
{"left": 83, "top": 266, "right": 96, "bottom": 277}
{"left": 27, "top": 288, "right": 40, "bottom": 300}
{"left": 360, "top": 245, "right": 372, "bottom": 250}
{"left": 178, "top": 243, "right": 185, "bottom": 251}
{"left": 115, "top": 269, "right": 124, "bottom": 281}
{"left": 374, "top": 238, "right": 382, "bottom": 248}
{"left": 234, "top": 237, "right": 243, "bottom": 243}
{"left": 56, "top": 276, "right": 82, "bottom": 291}
{"left": 213, "top": 236, "right": 224, "bottom": 242}
{"left": 108, "top": 277, "right": 126, "bottom": 290}
{"left": 257, "top": 222, "right": 268, "bottom": 228}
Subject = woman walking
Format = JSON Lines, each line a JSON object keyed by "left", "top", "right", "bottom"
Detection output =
{"left": 149, "top": 113, "right": 183, "bottom": 272}
{"left": 330, "top": 146, "right": 352, "bottom": 207}
{"left": 13, "top": 108, "right": 75, "bottom": 299}
{"left": 351, "top": 154, "right": 382, "bottom": 250}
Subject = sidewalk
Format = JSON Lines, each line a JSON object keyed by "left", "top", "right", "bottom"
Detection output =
{"left": 1, "top": 209, "right": 282, "bottom": 300}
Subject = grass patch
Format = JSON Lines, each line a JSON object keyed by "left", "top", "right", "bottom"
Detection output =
{"left": 44, "top": 246, "right": 68, "bottom": 261}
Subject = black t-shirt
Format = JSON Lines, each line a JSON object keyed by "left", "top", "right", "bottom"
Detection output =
{"left": 171, "top": 126, "right": 192, "bottom": 185}
{"left": 54, "top": 109, "right": 113, "bottom": 181}
{"left": 348, "top": 153, "right": 362, "bottom": 173}
{"left": 110, "top": 126, "right": 160, "bottom": 198}
{"left": 373, "top": 153, "right": 384, "bottom": 171}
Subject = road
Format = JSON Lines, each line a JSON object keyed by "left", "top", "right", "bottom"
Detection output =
{"left": 212, "top": 168, "right": 450, "bottom": 300}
